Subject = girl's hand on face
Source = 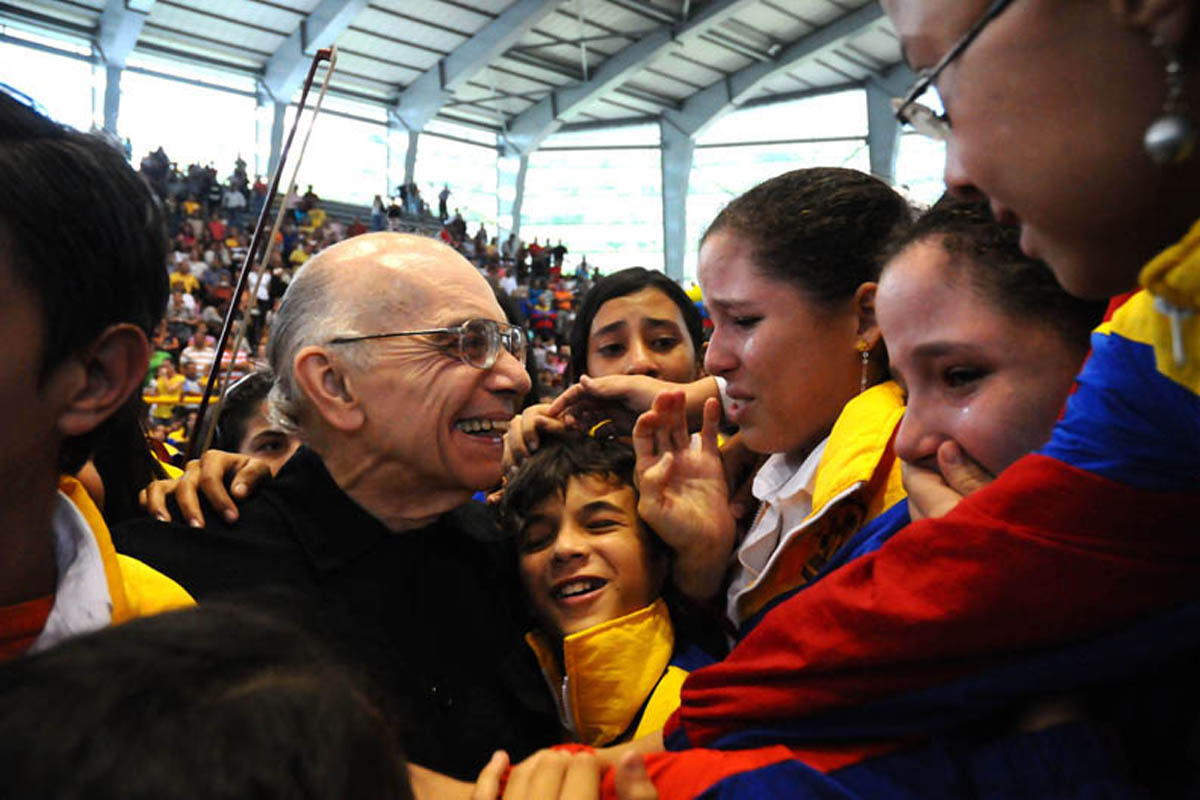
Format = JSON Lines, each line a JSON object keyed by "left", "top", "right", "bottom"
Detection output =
{"left": 901, "top": 440, "right": 996, "bottom": 521}
{"left": 633, "top": 392, "right": 734, "bottom": 603}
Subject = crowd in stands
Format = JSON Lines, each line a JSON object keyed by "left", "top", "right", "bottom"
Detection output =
{"left": 4, "top": 4, "right": 1200, "bottom": 798}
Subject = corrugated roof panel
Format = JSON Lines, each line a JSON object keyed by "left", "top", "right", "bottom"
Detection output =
{"left": 655, "top": 50, "right": 726, "bottom": 85}
{"left": 461, "top": 0, "right": 509, "bottom": 15}
{"left": 492, "top": 53, "right": 578, "bottom": 85}
{"left": 355, "top": 5, "right": 465, "bottom": 52}
{"left": 399, "top": 0, "right": 493, "bottom": 31}
{"left": 679, "top": 37, "right": 754, "bottom": 74}
{"left": 845, "top": 23, "right": 901, "bottom": 63}
{"left": 149, "top": 4, "right": 284, "bottom": 53}
{"left": 630, "top": 69, "right": 695, "bottom": 99}
{"left": 337, "top": 35, "right": 441, "bottom": 72}
{"left": 336, "top": 30, "right": 426, "bottom": 72}
{"left": 333, "top": 51, "right": 415, "bottom": 85}
{"left": 136, "top": 29, "right": 264, "bottom": 70}
{"left": 3, "top": 0, "right": 99, "bottom": 30}
{"left": 200, "top": 0, "right": 299, "bottom": 33}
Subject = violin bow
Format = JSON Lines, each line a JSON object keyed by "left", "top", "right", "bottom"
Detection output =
{"left": 187, "top": 46, "right": 338, "bottom": 459}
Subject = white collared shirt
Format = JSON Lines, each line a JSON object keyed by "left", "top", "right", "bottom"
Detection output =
{"left": 29, "top": 490, "right": 113, "bottom": 654}
{"left": 725, "top": 438, "right": 829, "bottom": 625}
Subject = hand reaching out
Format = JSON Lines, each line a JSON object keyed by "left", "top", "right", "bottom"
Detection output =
{"left": 634, "top": 391, "right": 735, "bottom": 602}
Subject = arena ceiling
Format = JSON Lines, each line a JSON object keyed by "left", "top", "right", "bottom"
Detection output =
{"left": 2, "top": 0, "right": 906, "bottom": 147}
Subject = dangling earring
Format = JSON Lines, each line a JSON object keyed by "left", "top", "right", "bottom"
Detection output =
{"left": 857, "top": 340, "right": 870, "bottom": 393}
{"left": 1144, "top": 36, "right": 1197, "bottom": 166}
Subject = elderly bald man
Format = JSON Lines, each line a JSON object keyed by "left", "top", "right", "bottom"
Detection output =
{"left": 115, "top": 234, "right": 557, "bottom": 779}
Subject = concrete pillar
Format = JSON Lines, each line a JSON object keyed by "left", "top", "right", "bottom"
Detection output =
{"left": 866, "top": 83, "right": 901, "bottom": 186}
{"left": 385, "top": 112, "right": 408, "bottom": 196}
{"left": 404, "top": 129, "right": 420, "bottom": 187}
{"left": 659, "top": 119, "right": 694, "bottom": 281}
{"left": 103, "top": 64, "right": 122, "bottom": 135}
{"left": 267, "top": 101, "right": 286, "bottom": 178}
{"left": 496, "top": 151, "right": 528, "bottom": 240}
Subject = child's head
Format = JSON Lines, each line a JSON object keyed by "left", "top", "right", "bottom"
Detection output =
{"left": 500, "top": 433, "right": 668, "bottom": 640}
{"left": 878, "top": 194, "right": 1108, "bottom": 476}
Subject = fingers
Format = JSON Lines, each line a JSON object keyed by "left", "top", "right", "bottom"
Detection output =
{"left": 645, "top": 391, "right": 687, "bottom": 456}
{"left": 546, "top": 384, "right": 585, "bottom": 419}
{"left": 899, "top": 460, "right": 954, "bottom": 522}
{"left": 174, "top": 459, "right": 206, "bottom": 528}
{"left": 502, "top": 405, "right": 564, "bottom": 476}
{"left": 632, "top": 407, "right": 661, "bottom": 465}
{"left": 140, "top": 478, "right": 180, "bottom": 523}
{"left": 470, "top": 751, "right": 510, "bottom": 800}
{"left": 698, "top": 397, "right": 720, "bottom": 457}
{"left": 936, "top": 441, "right": 995, "bottom": 498}
{"left": 195, "top": 453, "right": 245, "bottom": 525}
{"left": 613, "top": 753, "right": 658, "bottom": 800}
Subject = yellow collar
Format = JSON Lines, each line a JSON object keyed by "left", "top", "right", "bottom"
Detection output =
{"left": 810, "top": 380, "right": 907, "bottom": 517}
{"left": 526, "top": 599, "right": 674, "bottom": 746}
{"left": 1140, "top": 217, "right": 1200, "bottom": 313}
{"left": 57, "top": 475, "right": 133, "bottom": 624}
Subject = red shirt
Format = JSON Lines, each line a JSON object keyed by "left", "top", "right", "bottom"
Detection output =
{"left": 0, "top": 594, "right": 54, "bottom": 661}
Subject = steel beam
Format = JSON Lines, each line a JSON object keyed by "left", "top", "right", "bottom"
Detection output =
{"left": 502, "top": 0, "right": 761, "bottom": 155}
{"left": 97, "top": 0, "right": 154, "bottom": 68}
{"left": 661, "top": 3, "right": 885, "bottom": 139}
{"left": 263, "top": 0, "right": 368, "bottom": 102}
{"left": 395, "top": 0, "right": 561, "bottom": 134}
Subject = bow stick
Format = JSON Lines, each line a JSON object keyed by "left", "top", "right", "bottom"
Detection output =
{"left": 187, "top": 46, "right": 337, "bottom": 459}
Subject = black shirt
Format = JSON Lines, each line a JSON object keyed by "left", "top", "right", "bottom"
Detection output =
{"left": 114, "top": 447, "right": 557, "bottom": 779}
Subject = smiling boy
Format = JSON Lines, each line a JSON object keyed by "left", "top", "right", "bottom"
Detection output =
{"left": 500, "top": 433, "right": 715, "bottom": 748}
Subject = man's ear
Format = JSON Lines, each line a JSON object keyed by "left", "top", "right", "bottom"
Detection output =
{"left": 55, "top": 324, "right": 151, "bottom": 438}
{"left": 1111, "top": 0, "right": 1198, "bottom": 47}
{"left": 292, "top": 346, "right": 366, "bottom": 432}
{"left": 852, "top": 282, "right": 882, "bottom": 351}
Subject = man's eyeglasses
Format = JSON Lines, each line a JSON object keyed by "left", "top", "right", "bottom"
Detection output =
{"left": 328, "top": 318, "right": 527, "bottom": 370}
{"left": 892, "top": 0, "right": 1017, "bottom": 141}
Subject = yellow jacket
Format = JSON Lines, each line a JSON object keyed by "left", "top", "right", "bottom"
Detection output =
{"left": 735, "top": 381, "right": 907, "bottom": 623}
{"left": 525, "top": 599, "right": 688, "bottom": 746}
{"left": 39, "top": 476, "right": 194, "bottom": 649}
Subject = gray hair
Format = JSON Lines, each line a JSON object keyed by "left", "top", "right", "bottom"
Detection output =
{"left": 266, "top": 262, "right": 372, "bottom": 435}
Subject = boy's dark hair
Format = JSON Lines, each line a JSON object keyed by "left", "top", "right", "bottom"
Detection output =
{"left": 701, "top": 167, "right": 912, "bottom": 307}
{"left": 213, "top": 370, "right": 275, "bottom": 453}
{"left": 0, "top": 92, "right": 169, "bottom": 472}
{"left": 883, "top": 194, "right": 1106, "bottom": 354}
{"left": 569, "top": 267, "right": 705, "bottom": 383}
{"left": 499, "top": 431, "right": 639, "bottom": 535}
{"left": 0, "top": 603, "right": 413, "bottom": 800}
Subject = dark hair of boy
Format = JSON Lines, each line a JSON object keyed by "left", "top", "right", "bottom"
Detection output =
{"left": 0, "top": 92, "right": 169, "bottom": 473}
{"left": 212, "top": 371, "right": 275, "bottom": 453}
{"left": 0, "top": 602, "right": 413, "bottom": 800}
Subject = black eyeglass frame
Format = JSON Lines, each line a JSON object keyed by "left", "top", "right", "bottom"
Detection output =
{"left": 892, "top": 0, "right": 1018, "bottom": 134}
{"left": 327, "top": 318, "right": 527, "bottom": 370}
